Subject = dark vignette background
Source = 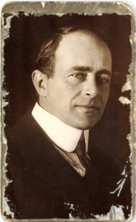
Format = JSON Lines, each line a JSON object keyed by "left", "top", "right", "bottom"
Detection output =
{"left": 3, "top": 13, "right": 132, "bottom": 216}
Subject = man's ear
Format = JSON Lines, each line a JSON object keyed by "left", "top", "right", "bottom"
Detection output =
{"left": 32, "top": 70, "right": 48, "bottom": 96}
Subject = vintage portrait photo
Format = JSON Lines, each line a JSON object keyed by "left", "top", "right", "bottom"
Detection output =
{"left": 1, "top": 2, "right": 135, "bottom": 221}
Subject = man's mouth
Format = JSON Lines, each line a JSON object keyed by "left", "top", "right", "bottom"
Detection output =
{"left": 75, "top": 105, "right": 99, "bottom": 110}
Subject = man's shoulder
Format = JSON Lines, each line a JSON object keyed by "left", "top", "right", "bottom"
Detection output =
{"left": 4, "top": 111, "right": 50, "bottom": 157}
{"left": 5, "top": 111, "right": 36, "bottom": 136}
{"left": 88, "top": 135, "right": 129, "bottom": 176}
{"left": 5, "top": 111, "right": 44, "bottom": 143}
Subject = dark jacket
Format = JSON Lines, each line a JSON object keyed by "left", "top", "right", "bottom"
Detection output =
{"left": 4, "top": 112, "right": 131, "bottom": 219}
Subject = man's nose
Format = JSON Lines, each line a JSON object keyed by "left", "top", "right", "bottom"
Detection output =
{"left": 82, "top": 76, "right": 98, "bottom": 99}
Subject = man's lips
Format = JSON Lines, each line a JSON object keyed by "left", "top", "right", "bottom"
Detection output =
{"left": 75, "top": 105, "right": 99, "bottom": 110}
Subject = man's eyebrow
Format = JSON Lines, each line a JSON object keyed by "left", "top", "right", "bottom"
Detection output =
{"left": 96, "top": 69, "right": 112, "bottom": 76}
{"left": 66, "top": 66, "right": 112, "bottom": 76}
{"left": 68, "top": 66, "right": 94, "bottom": 73}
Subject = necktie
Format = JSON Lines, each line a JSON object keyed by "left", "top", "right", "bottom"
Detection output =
{"left": 75, "top": 132, "right": 91, "bottom": 169}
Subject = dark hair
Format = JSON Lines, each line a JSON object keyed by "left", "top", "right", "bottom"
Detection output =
{"left": 35, "top": 26, "right": 106, "bottom": 78}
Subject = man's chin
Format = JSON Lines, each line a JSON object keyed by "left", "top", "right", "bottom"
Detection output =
{"left": 72, "top": 119, "right": 100, "bottom": 130}
{"left": 71, "top": 111, "right": 103, "bottom": 130}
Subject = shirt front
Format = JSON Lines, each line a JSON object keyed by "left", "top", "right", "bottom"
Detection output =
{"left": 32, "top": 103, "right": 90, "bottom": 176}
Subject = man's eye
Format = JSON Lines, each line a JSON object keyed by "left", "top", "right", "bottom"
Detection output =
{"left": 97, "top": 76, "right": 111, "bottom": 85}
{"left": 71, "top": 72, "right": 87, "bottom": 80}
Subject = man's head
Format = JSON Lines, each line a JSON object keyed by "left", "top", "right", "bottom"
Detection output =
{"left": 32, "top": 26, "right": 112, "bottom": 130}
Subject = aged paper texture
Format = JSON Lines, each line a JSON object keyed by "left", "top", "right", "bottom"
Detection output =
{"left": 1, "top": 2, "right": 135, "bottom": 222}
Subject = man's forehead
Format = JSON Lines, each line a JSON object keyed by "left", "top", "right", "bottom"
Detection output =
{"left": 54, "top": 30, "right": 112, "bottom": 74}
{"left": 56, "top": 30, "right": 110, "bottom": 54}
{"left": 60, "top": 31, "right": 97, "bottom": 45}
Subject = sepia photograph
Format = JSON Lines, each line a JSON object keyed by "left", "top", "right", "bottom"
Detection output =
{"left": 1, "top": 2, "right": 135, "bottom": 221}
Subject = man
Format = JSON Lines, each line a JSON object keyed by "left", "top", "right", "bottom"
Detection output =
{"left": 5, "top": 26, "right": 130, "bottom": 219}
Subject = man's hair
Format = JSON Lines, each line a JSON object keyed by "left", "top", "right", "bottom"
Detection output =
{"left": 35, "top": 26, "right": 106, "bottom": 78}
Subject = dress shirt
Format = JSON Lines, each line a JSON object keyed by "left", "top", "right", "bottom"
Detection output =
{"left": 32, "top": 103, "right": 90, "bottom": 176}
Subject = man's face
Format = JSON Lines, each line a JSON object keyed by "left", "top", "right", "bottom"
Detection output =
{"left": 42, "top": 32, "right": 112, "bottom": 129}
